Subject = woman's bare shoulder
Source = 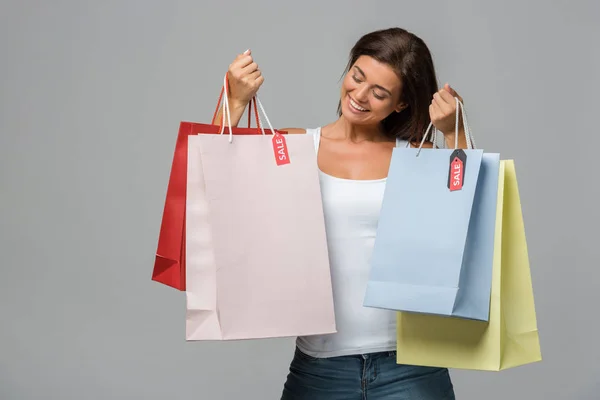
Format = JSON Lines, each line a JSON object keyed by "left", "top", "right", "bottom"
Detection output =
{"left": 280, "top": 128, "right": 307, "bottom": 134}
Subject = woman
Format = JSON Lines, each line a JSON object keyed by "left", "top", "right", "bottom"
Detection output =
{"left": 220, "top": 27, "right": 465, "bottom": 399}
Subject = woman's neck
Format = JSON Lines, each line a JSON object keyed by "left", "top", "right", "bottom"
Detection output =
{"left": 325, "top": 116, "right": 390, "bottom": 143}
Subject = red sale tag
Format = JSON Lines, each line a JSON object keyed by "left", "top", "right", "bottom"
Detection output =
{"left": 447, "top": 149, "right": 467, "bottom": 191}
{"left": 272, "top": 133, "right": 290, "bottom": 166}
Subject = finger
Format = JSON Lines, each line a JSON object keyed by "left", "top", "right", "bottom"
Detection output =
{"left": 443, "top": 83, "right": 463, "bottom": 103}
{"left": 231, "top": 55, "right": 254, "bottom": 70}
{"left": 433, "top": 92, "right": 452, "bottom": 114}
{"left": 248, "top": 69, "right": 262, "bottom": 80}
{"left": 255, "top": 75, "right": 265, "bottom": 87}
{"left": 242, "top": 62, "right": 259, "bottom": 74}
{"left": 438, "top": 89, "right": 455, "bottom": 105}
{"left": 232, "top": 50, "right": 250, "bottom": 65}
{"left": 443, "top": 83, "right": 456, "bottom": 96}
{"left": 235, "top": 49, "right": 250, "bottom": 59}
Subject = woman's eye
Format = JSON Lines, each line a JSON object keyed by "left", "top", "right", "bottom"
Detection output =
{"left": 373, "top": 92, "right": 385, "bottom": 100}
{"left": 352, "top": 75, "right": 362, "bottom": 83}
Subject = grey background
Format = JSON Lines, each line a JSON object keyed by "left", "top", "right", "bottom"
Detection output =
{"left": 1, "top": 0, "right": 598, "bottom": 399}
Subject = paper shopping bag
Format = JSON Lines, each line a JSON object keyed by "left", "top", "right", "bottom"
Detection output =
{"left": 394, "top": 160, "right": 542, "bottom": 371}
{"left": 185, "top": 94, "right": 336, "bottom": 340}
{"left": 364, "top": 100, "right": 498, "bottom": 321}
{"left": 152, "top": 95, "right": 285, "bottom": 290}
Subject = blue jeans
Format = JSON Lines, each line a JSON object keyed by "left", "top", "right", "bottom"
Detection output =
{"left": 280, "top": 347, "right": 455, "bottom": 400}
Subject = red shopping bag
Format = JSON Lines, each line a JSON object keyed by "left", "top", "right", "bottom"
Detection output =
{"left": 152, "top": 81, "right": 287, "bottom": 290}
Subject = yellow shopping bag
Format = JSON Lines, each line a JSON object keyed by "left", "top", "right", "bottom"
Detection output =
{"left": 395, "top": 160, "right": 542, "bottom": 371}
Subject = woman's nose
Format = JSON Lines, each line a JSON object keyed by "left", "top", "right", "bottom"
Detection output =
{"left": 354, "top": 85, "right": 369, "bottom": 103}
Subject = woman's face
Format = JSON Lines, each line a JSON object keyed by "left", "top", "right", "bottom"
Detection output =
{"left": 340, "top": 55, "right": 405, "bottom": 127}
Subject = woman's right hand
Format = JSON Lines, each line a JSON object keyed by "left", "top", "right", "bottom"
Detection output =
{"left": 227, "top": 49, "right": 264, "bottom": 108}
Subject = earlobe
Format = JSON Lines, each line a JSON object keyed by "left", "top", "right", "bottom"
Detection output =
{"left": 395, "top": 104, "right": 407, "bottom": 113}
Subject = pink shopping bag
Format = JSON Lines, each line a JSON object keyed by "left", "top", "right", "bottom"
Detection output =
{"left": 152, "top": 86, "right": 281, "bottom": 291}
{"left": 185, "top": 81, "right": 336, "bottom": 340}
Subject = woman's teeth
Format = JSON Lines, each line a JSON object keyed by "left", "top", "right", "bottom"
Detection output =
{"left": 350, "top": 98, "right": 368, "bottom": 112}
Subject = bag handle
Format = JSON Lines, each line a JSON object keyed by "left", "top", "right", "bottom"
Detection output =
{"left": 416, "top": 97, "right": 476, "bottom": 156}
{"left": 210, "top": 74, "right": 263, "bottom": 132}
{"left": 217, "top": 74, "right": 277, "bottom": 143}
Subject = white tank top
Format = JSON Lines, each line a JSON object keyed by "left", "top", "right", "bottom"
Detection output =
{"left": 296, "top": 127, "right": 409, "bottom": 358}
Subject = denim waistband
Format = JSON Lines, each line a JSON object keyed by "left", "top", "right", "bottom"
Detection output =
{"left": 296, "top": 346, "right": 396, "bottom": 360}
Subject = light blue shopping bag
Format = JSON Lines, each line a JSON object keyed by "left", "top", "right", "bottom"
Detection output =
{"left": 363, "top": 102, "right": 500, "bottom": 321}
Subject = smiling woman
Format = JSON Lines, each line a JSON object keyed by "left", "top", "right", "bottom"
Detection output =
{"left": 217, "top": 27, "right": 466, "bottom": 400}
{"left": 341, "top": 58, "right": 406, "bottom": 126}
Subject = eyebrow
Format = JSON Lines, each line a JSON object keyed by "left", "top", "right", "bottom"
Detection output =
{"left": 353, "top": 66, "right": 392, "bottom": 95}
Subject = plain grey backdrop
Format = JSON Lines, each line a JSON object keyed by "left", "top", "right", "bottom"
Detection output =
{"left": 1, "top": 0, "right": 598, "bottom": 399}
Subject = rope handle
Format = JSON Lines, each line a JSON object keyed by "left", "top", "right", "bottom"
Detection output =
{"left": 416, "top": 97, "right": 476, "bottom": 156}
{"left": 216, "top": 74, "right": 276, "bottom": 143}
{"left": 210, "top": 73, "right": 262, "bottom": 132}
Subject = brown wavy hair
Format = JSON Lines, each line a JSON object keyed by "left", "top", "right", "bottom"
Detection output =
{"left": 337, "top": 27, "right": 439, "bottom": 143}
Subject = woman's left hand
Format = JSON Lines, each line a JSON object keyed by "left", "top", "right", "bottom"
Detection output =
{"left": 429, "top": 84, "right": 465, "bottom": 146}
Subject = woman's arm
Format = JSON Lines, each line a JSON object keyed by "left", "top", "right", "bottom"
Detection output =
{"left": 214, "top": 50, "right": 264, "bottom": 128}
{"left": 213, "top": 99, "right": 248, "bottom": 128}
{"left": 431, "top": 84, "right": 470, "bottom": 150}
